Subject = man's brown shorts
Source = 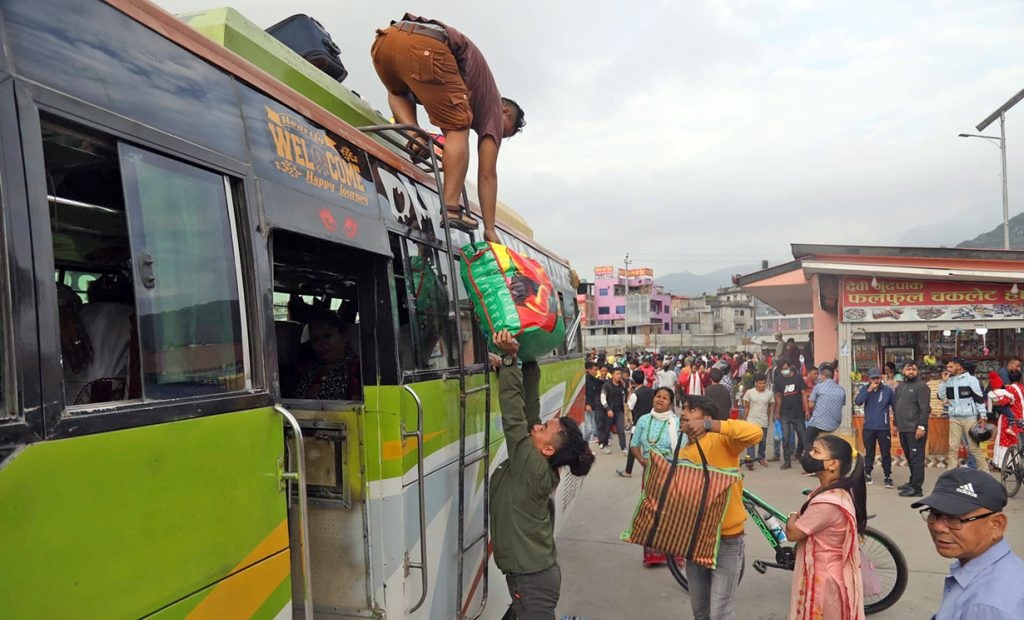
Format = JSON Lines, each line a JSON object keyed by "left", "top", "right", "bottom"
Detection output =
{"left": 371, "top": 26, "right": 473, "bottom": 132}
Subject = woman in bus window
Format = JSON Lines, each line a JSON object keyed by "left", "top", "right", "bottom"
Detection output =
{"left": 290, "top": 314, "right": 360, "bottom": 400}
{"left": 785, "top": 434, "right": 867, "bottom": 620}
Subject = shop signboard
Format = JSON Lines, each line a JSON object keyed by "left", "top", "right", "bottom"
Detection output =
{"left": 839, "top": 277, "right": 1023, "bottom": 323}
{"left": 619, "top": 267, "right": 654, "bottom": 278}
{"left": 594, "top": 265, "right": 614, "bottom": 277}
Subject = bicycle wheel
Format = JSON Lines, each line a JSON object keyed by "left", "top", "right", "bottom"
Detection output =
{"left": 1000, "top": 447, "right": 1022, "bottom": 498}
{"left": 861, "top": 527, "right": 908, "bottom": 615}
{"left": 666, "top": 554, "right": 744, "bottom": 592}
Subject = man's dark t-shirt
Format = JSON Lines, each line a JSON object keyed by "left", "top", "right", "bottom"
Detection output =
{"left": 773, "top": 370, "right": 807, "bottom": 419}
{"left": 706, "top": 383, "right": 732, "bottom": 420}
{"left": 631, "top": 385, "right": 655, "bottom": 421}
{"left": 585, "top": 373, "right": 604, "bottom": 409}
{"left": 602, "top": 380, "right": 627, "bottom": 414}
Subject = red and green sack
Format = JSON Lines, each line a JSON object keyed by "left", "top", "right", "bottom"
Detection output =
{"left": 458, "top": 242, "right": 564, "bottom": 362}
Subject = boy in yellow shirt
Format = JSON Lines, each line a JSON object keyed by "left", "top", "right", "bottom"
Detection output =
{"left": 678, "top": 394, "right": 763, "bottom": 620}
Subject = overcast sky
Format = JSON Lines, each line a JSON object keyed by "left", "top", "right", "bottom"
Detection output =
{"left": 158, "top": 0, "right": 1024, "bottom": 279}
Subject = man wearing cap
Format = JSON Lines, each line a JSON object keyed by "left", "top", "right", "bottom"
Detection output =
{"left": 855, "top": 367, "right": 895, "bottom": 488}
{"left": 912, "top": 468, "right": 1023, "bottom": 620}
{"left": 371, "top": 14, "right": 526, "bottom": 243}
{"left": 938, "top": 358, "right": 987, "bottom": 469}
{"left": 894, "top": 360, "right": 931, "bottom": 497}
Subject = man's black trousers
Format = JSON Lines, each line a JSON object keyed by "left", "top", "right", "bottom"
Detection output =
{"left": 862, "top": 428, "right": 892, "bottom": 478}
{"left": 898, "top": 430, "right": 927, "bottom": 490}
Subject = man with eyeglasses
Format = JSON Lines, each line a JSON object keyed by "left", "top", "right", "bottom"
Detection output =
{"left": 911, "top": 468, "right": 1023, "bottom": 620}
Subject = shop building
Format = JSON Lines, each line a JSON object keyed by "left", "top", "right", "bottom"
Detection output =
{"left": 736, "top": 244, "right": 1023, "bottom": 464}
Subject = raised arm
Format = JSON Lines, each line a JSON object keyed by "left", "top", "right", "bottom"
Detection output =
{"left": 523, "top": 361, "right": 541, "bottom": 428}
{"left": 493, "top": 330, "right": 533, "bottom": 461}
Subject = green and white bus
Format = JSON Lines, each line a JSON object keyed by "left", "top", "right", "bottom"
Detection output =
{"left": 0, "top": 1, "right": 585, "bottom": 618}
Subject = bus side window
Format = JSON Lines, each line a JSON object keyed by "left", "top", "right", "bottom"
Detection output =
{"left": 43, "top": 115, "right": 250, "bottom": 408}
{"left": 391, "top": 235, "right": 456, "bottom": 373}
{"left": 434, "top": 243, "right": 481, "bottom": 366}
{"left": 43, "top": 117, "right": 135, "bottom": 407}
{"left": 272, "top": 231, "right": 364, "bottom": 403}
{"left": 0, "top": 191, "right": 7, "bottom": 419}
{"left": 556, "top": 292, "right": 569, "bottom": 356}
{"left": 118, "top": 144, "right": 249, "bottom": 398}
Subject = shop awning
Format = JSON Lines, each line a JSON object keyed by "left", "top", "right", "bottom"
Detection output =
{"left": 800, "top": 261, "right": 1024, "bottom": 283}
{"left": 734, "top": 260, "right": 813, "bottom": 314}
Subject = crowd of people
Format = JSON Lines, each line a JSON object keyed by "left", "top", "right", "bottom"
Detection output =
{"left": 566, "top": 344, "right": 1024, "bottom": 620}
{"left": 486, "top": 325, "right": 1022, "bottom": 619}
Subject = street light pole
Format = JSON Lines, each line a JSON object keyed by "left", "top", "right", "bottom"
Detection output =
{"left": 960, "top": 90, "right": 1023, "bottom": 250}
{"left": 1000, "top": 112, "right": 1010, "bottom": 250}
{"left": 958, "top": 131, "right": 1004, "bottom": 246}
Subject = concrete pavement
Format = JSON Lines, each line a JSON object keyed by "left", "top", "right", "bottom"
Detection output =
{"left": 555, "top": 445, "right": 1024, "bottom": 620}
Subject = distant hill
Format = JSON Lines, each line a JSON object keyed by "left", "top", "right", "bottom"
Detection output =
{"left": 656, "top": 216, "right": 1023, "bottom": 297}
{"left": 957, "top": 213, "right": 1024, "bottom": 250}
{"left": 656, "top": 264, "right": 760, "bottom": 296}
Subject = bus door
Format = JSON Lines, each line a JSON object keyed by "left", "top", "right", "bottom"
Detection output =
{"left": 271, "top": 228, "right": 388, "bottom": 618}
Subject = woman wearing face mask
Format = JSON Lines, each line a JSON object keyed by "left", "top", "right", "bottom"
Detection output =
{"left": 784, "top": 435, "right": 868, "bottom": 620}
{"left": 624, "top": 386, "right": 686, "bottom": 565}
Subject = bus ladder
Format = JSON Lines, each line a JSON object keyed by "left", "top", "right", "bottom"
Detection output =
{"left": 359, "top": 125, "right": 492, "bottom": 620}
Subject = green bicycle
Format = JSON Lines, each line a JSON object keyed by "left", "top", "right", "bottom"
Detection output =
{"left": 666, "top": 486, "right": 908, "bottom": 615}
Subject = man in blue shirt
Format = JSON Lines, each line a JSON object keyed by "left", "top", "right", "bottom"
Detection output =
{"left": 912, "top": 468, "right": 1023, "bottom": 620}
{"left": 855, "top": 368, "right": 895, "bottom": 488}
{"left": 805, "top": 367, "right": 845, "bottom": 455}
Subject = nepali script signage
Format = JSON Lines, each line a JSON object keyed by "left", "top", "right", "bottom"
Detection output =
{"left": 840, "top": 277, "right": 1023, "bottom": 323}
{"left": 619, "top": 268, "right": 654, "bottom": 278}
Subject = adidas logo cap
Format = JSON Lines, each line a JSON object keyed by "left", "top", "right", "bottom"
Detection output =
{"left": 910, "top": 468, "right": 1007, "bottom": 515}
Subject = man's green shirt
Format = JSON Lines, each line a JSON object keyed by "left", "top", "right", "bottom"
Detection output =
{"left": 490, "top": 362, "right": 560, "bottom": 575}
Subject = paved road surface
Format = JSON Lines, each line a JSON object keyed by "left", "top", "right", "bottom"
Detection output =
{"left": 555, "top": 446, "right": 1024, "bottom": 620}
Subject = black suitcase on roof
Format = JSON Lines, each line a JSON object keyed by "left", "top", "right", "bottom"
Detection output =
{"left": 266, "top": 14, "right": 348, "bottom": 83}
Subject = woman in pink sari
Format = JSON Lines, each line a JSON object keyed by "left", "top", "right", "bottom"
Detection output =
{"left": 785, "top": 434, "right": 867, "bottom": 620}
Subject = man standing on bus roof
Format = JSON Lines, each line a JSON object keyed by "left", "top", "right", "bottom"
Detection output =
{"left": 371, "top": 14, "right": 526, "bottom": 244}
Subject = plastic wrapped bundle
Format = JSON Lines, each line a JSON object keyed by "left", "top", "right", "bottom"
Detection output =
{"left": 459, "top": 241, "right": 565, "bottom": 361}
{"left": 409, "top": 254, "right": 449, "bottom": 366}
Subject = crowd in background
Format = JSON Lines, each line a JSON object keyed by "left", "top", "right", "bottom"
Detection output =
{"left": 575, "top": 341, "right": 1023, "bottom": 620}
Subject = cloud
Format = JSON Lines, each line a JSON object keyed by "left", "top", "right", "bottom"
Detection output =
{"left": 157, "top": 0, "right": 1024, "bottom": 279}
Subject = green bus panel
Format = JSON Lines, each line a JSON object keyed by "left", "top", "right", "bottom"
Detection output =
{"left": 0, "top": 408, "right": 286, "bottom": 620}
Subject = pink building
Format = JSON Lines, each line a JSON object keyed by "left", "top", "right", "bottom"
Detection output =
{"left": 587, "top": 266, "right": 672, "bottom": 334}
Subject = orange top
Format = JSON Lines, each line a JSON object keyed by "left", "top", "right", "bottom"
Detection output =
{"left": 679, "top": 420, "right": 764, "bottom": 536}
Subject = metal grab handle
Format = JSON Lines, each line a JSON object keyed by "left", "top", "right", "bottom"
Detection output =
{"left": 275, "top": 404, "right": 314, "bottom": 620}
{"left": 402, "top": 385, "right": 429, "bottom": 614}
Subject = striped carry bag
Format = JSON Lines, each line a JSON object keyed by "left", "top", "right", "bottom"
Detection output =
{"left": 621, "top": 433, "right": 742, "bottom": 569}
